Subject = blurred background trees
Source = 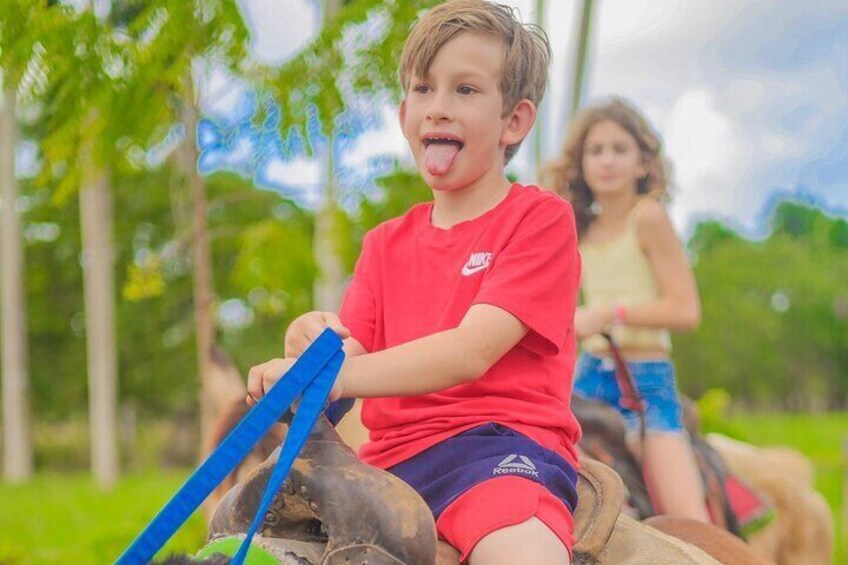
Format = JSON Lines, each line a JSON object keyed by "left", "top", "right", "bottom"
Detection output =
{"left": 1, "top": 0, "right": 845, "bottom": 481}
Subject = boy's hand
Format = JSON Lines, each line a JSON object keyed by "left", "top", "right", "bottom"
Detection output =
{"left": 246, "top": 357, "right": 346, "bottom": 406}
{"left": 574, "top": 305, "right": 614, "bottom": 338}
{"left": 285, "top": 311, "right": 350, "bottom": 357}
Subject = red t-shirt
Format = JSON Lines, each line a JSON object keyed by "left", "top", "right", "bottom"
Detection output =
{"left": 339, "top": 183, "right": 582, "bottom": 468}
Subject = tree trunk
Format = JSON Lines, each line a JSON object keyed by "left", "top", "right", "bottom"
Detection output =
{"left": 1, "top": 86, "right": 33, "bottom": 481}
{"left": 313, "top": 134, "right": 344, "bottom": 311}
{"left": 79, "top": 150, "right": 119, "bottom": 488}
{"left": 179, "top": 72, "right": 218, "bottom": 455}
{"left": 312, "top": 0, "right": 345, "bottom": 312}
{"left": 530, "top": 0, "right": 546, "bottom": 180}
{"left": 562, "top": 0, "right": 596, "bottom": 128}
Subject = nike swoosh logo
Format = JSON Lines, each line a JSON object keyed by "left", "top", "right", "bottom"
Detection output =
{"left": 461, "top": 263, "right": 489, "bottom": 276}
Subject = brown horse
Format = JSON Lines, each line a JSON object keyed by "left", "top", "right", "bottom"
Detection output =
{"left": 195, "top": 349, "right": 817, "bottom": 564}
{"left": 573, "top": 393, "right": 834, "bottom": 564}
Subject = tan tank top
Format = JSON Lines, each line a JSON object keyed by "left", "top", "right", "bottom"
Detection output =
{"left": 580, "top": 199, "right": 671, "bottom": 354}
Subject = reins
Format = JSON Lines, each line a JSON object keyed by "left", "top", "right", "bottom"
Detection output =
{"left": 601, "top": 332, "right": 647, "bottom": 458}
{"left": 116, "top": 329, "right": 344, "bottom": 565}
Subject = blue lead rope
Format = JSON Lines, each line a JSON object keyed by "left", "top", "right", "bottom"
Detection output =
{"left": 116, "top": 329, "right": 344, "bottom": 565}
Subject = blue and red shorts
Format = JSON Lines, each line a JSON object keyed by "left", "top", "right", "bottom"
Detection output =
{"left": 388, "top": 423, "right": 578, "bottom": 561}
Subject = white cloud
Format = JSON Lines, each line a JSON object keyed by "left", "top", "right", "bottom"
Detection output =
{"left": 237, "top": 0, "right": 320, "bottom": 64}
{"left": 662, "top": 89, "right": 755, "bottom": 232}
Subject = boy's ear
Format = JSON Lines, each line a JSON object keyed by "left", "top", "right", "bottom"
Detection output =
{"left": 398, "top": 99, "right": 407, "bottom": 130}
{"left": 500, "top": 99, "right": 537, "bottom": 148}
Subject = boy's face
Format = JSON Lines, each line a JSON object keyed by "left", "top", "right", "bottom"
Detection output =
{"left": 400, "top": 32, "right": 534, "bottom": 193}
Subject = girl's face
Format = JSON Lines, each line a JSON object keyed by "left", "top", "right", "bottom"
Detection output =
{"left": 581, "top": 119, "right": 647, "bottom": 198}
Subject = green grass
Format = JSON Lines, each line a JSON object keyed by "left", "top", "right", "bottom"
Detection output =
{"left": 704, "top": 411, "right": 848, "bottom": 564}
{"left": 1, "top": 412, "right": 845, "bottom": 564}
{"left": 0, "top": 471, "right": 206, "bottom": 564}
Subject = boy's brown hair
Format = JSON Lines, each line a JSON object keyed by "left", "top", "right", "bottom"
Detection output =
{"left": 399, "top": 0, "right": 551, "bottom": 162}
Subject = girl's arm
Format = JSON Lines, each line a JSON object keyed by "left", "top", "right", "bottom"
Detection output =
{"left": 247, "top": 303, "right": 528, "bottom": 402}
{"left": 626, "top": 198, "right": 701, "bottom": 331}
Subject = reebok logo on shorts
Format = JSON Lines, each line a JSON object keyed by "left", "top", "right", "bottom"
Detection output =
{"left": 461, "top": 252, "right": 493, "bottom": 276}
{"left": 493, "top": 454, "right": 539, "bottom": 478}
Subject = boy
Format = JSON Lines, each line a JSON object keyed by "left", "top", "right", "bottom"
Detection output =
{"left": 247, "top": 1, "right": 582, "bottom": 563}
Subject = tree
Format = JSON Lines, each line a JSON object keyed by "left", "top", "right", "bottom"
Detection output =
{"left": 126, "top": 0, "right": 249, "bottom": 451}
{"left": 37, "top": 3, "right": 139, "bottom": 486}
{"left": 675, "top": 201, "right": 848, "bottom": 410}
{"left": 260, "top": 0, "right": 440, "bottom": 310}
{"left": 0, "top": 0, "right": 68, "bottom": 482}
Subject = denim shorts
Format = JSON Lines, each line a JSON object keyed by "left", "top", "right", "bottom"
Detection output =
{"left": 574, "top": 353, "right": 685, "bottom": 434}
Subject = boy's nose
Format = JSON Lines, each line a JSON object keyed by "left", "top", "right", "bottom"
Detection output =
{"left": 426, "top": 93, "right": 453, "bottom": 122}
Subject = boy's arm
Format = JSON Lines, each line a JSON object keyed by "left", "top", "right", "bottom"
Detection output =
{"left": 247, "top": 304, "right": 527, "bottom": 403}
{"left": 339, "top": 303, "right": 528, "bottom": 398}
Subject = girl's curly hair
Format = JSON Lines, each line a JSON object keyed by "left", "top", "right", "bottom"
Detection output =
{"left": 543, "top": 98, "right": 672, "bottom": 237}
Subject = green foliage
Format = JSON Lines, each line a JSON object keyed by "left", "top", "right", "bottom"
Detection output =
{"left": 16, "top": 165, "right": 304, "bottom": 418}
{"left": 0, "top": 1, "right": 71, "bottom": 88}
{"left": 123, "top": 0, "right": 249, "bottom": 150}
{"left": 230, "top": 210, "right": 316, "bottom": 318}
{"left": 339, "top": 166, "right": 432, "bottom": 271}
{"left": 676, "top": 201, "right": 848, "bottom": 409}
{"left": 262, "top": 0, "right": 440, "bottom": 142}
{"left": 694, "top": 387, "right": 735, "bottom": 435}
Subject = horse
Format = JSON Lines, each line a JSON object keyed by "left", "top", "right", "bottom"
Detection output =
{"left": 573, "top": 393, "right": 834, "bottom": 564}
{"left": 184, "top": 396, "right": 764, "bottom": 564}
{"left": 171, "top": 415, "right": 726, "bottom": 564}
{"left": 180, "top": 347, "right": 827, "bottom": 564}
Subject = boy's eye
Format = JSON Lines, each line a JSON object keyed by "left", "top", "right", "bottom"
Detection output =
{"left": 457, "top": 85, "right": 476, "bottom": 95}
{"left": 413, "top": 84, "right": 430, "bottom": 94}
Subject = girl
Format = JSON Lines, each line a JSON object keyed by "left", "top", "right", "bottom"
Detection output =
{"left": 546, "top": 98, "right": 710, "bottom": 522}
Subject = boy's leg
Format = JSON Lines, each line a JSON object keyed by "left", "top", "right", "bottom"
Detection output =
{"left": 469, "top": 517, "right": 570, "bottom": 565}
{"left": 638, "top": 433, "right": 711, "bottom": 522}
{"left": 436, "top": 476, "right": 574, "bottom": 564}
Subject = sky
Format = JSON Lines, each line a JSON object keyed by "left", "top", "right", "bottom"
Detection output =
{"left": 198, "top": 0, "right": 848, "bottom": 239}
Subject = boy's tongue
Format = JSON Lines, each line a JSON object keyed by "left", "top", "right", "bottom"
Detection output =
{"left": 424, "top": 142, "right": 460, "bottom": 176}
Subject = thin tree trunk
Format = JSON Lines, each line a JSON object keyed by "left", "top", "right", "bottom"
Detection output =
{"left": 531, "top": 0, "right": 545, "bottom": 180}
{"left": 79, "top": 151, "right": 119, "bottom": 488}
{"left": 563, "top": 0, "right": 595, "bottom": 127}
{"left": 1, "top": 86, "right": 33, "bottom": 481}
{"left": 313, "top": 133, "right": 344, "bottom": 311}
{"left": 179, "top": 72, "right": 217, "bottom": 454}
{"left": 313, "top": 0, "right": 345, "bottom": 312}
{"left": 312, "top": 0, "right": 365, "bottom": 449}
